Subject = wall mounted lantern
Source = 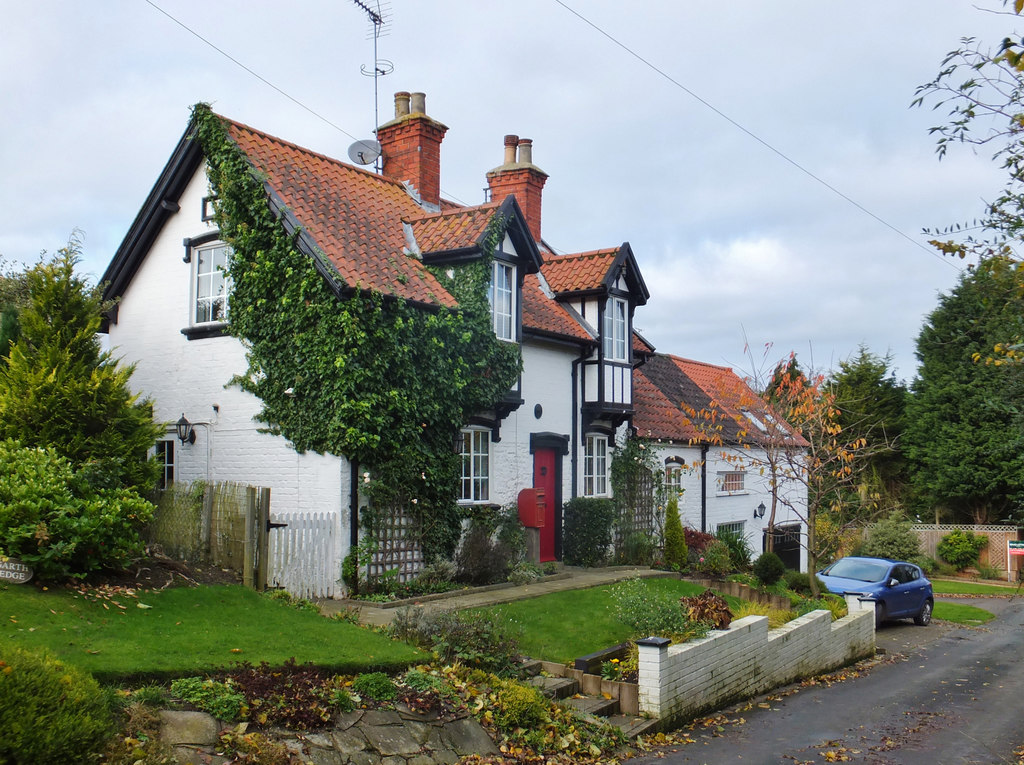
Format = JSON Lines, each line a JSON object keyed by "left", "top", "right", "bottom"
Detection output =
{"left": 176, "top": 414, "right": 196, "bottom": 445}
{"left": 754, "top": 501, "right": 766, "bottom": 519}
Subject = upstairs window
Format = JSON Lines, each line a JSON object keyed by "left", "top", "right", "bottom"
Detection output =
{"left": 584, "top": 434, "right": 609, "bottom": 496}
{"left": 460, "top": 428, "right": 490, "bottom": 502}
{"left": 603, "top": 296, "right": 627, "bottom": 362}
{"left": 719, "top": 471, "right": 745, "bottom": 493}
{"left": 488, "top": 261, "right": 515, "bottom": 341}
{"left": 194, "top": 242, "right": 232, "bottom": 325}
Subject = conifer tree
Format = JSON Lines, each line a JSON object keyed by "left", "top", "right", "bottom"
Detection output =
{"left": 0, "top": 240, "right": 161, "bottom": 492}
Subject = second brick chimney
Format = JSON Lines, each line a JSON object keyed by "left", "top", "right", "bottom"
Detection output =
{"left": 376, "top": 91, "right": 449, "bottom": 209}
{"left": 487, "top": 135, "right": 548, "bottom": 243}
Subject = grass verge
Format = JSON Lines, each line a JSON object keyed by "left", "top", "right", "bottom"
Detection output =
{"left": 1, "top": 583, "right": 423, "bottom": 682}
{"left": 932, "top": 601, "right": 997, "bottom": 625}
{"left": 474, "top": 577, "right": 725, "bottom": 663}
{"left": 932, "top": 578, "right": 1020, "bottom": 595}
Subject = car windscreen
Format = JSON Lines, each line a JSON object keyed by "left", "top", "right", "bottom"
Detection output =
{"left": 823, "top": 559, "right": 889, "bottom": 582}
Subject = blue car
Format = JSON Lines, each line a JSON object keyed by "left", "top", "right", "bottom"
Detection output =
{"left": 818, "top": 556, "right": 933, "bottom": 627}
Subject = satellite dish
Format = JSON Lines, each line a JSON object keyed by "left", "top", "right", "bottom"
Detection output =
{"left": 348, "top": 139, "right": 382, "bottom": 166}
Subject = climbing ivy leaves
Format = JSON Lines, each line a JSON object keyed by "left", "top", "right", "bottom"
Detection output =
{"left": 192, "top": 104, "right": 521, "bottom": 559}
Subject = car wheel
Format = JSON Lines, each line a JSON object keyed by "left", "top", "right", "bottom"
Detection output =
{"left": 914, "top": 599, "right": 933, "bottom": 626}
{"left": 874, "top": 601, "right": 886, "bottom": 628}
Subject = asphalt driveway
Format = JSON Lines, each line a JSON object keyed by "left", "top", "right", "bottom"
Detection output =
{"left": 629, "top": 596, "right": 1024, "bottom": 764}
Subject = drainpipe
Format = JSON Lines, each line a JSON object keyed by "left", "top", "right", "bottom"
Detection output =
{"left": 700, "top": 444, "right": 708, "bottom": 533}
{"left": 571, "top": 355, "right": 583, "bottom": 500}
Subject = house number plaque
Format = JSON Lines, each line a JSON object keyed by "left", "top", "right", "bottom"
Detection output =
{"left": 0, "top": 557, "right": 33, "bottom": 584}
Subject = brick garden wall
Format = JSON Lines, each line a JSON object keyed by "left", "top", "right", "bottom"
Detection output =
{"left": 637, "top": 597, "right": 875, "bottom": 724}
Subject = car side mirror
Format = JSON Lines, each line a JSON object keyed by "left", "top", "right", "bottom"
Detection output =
{"left": 888, "top": 578, "right": 899, "bottom": 587}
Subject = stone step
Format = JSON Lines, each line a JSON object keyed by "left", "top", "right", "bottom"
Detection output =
{"left": 606, "top": 713, "right": 660, "bottom": 740}
{"left": 528, "top": 675, "right": 579, "bottom": 700}
{"left": 560, "top": 693, "right": 619, "bottom": 717}
{"left": 519, "top": 659, "right": 543, "bottom": 677}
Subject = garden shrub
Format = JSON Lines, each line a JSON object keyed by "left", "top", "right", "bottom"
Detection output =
{"left": 456, "top": 520, "right": 515, "bottom": 585}
{"left": 170, "top": 677, "right": 246, "bottom": 721}
{"left": 492, "top": 679, "right": 548, "bottom": 730}
{"left": 617, "top": 531, "right": 656, "bottom": 566}
{"left": 796, "top": 594, "right": 848, "bottom": 621}
{"left": 0, "top": 439, "right": 154, "bottom": 580}
{"left": 753, "top": 552, "right": 787, "bottom": 586}
{"left": 610, "top": 577, "right": 707, "bottom": 640}
{"left": 562, "top": 497, "right": 614, "bottom": 567}
{"left": 937, "top": 529, "right": 988, "bottom": 570}
{"left": 663, "top": 495, "right": 687, "bottom": 570}
{"left": 781, "top": 569, "right": 828, "bottom": 596}
{"left": 389, "top": 608, "right": 522, "bottom": 675}
{"left": 683, "top": 526, "right": 717, "bottom": 555}
{"left": 731, "top": 601, "right": 796, "bottom": 628}
{"left": 679, "top": 590, "right": 731, "bottom": 629}
{"left": 507, "top": 561, "right": 543, "bottom": 585}
{"left": 910, "top": 555, "right": 937, "bottom": 575}
{"left": 695, "top": 539, "right": 733, "bottom": 577}
{"left": 859, "top": 515, "right": 921, "bottom": 561}
{"left": 352, "top": 672, "right": 397, "bottom": 701}
{"left": 0, "top": 645, "right": 113, "bottom": 764}
{"left": 716, "top": 526, "right": 752, "bottom": 570}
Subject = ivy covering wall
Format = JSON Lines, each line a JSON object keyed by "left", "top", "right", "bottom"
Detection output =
{"left": 193, "top": 105, "right": 522, "bottom": 560}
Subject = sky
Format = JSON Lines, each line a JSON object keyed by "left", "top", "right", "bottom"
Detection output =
{"left": 1, "top": 1, "right": 1016, "bottom": 382}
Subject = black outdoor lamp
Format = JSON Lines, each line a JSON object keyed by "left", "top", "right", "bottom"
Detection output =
{"left": 176, "top": 414, "right": 196, "bottom": 445}
{"left": 754, "top": 502, "right": 766, "bottom": 519}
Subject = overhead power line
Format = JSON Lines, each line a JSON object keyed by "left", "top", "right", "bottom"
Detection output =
{"left": 552, "top": 0, "right": 961, "bottom": 272}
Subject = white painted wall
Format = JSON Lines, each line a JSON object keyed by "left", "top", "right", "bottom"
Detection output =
{"left": 105, "top": 166, "right": 349, "bottom": 580}
{"left": 653, "top": 442, "right": 809, "bottom": 571}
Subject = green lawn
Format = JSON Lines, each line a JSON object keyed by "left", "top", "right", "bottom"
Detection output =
{"left": 475, "top": 578, "right": 717, "bottom": 664}
{"left": 1, "top": 583, "right": 423, "bottom": 682}
{"left": 932, "top": 578, "right": 1021, "bottom": 595}
{"left": 932, "top": 601, "right": 996, "bottom": 625}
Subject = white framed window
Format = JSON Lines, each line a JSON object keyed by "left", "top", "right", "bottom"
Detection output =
{"left": 719, "top": 471, "right": 745, "bottom": 493}
{"left": 717, "top": 520, "right": 745, "bottom": 537}
{"left": 602, "top": 296, "right": 627, "bottom": 362}
{"left": 194, "top": 242, "right": 232, "bottom": 325}
{"left": 665, "top": 463, "right": 684, "bottom": 498}
{"left": 460, "top": 428, "right": 490, "bottom": 502}
{"left": 154, "top": 439, "right": 175, "bottom": 490}
{"left": 488, "top": 261, "right": 515, "bottom": 341}
{"left": 583, "top": 434, "right": 609, "bottom": 496}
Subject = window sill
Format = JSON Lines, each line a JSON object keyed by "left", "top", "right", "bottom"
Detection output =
{"left": 181, "top": 323, "right": 230, "bottom": 341}
{"left": 715, "top": 490, "right": 750, "bottom": 497}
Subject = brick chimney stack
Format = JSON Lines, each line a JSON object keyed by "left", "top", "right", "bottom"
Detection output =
{"left": 487, "top": 135, "right": 548, "bottom": 242}
{"left": 376, "top": 91, "right": 449, "bottom": 209}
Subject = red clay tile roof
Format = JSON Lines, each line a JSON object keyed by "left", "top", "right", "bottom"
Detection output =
{"left": 522, "top": 274, "right": 594, "bottom": 342}
{"left": 226, "top": 118, "right": 457, "bottom": 306}
{"left": 634, "top": 353, "right": 806, "bottom": 447}
{"left": 542, "top": 248, "right": 620, "bottom": 294}
{"left": 406, "top": 202, "right": 503, "bottom": 255}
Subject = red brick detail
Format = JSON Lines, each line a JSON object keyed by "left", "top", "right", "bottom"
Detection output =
{"left": 377, "top": 116, "right": 448, "bottom": 207}
{"left": 487, "top": 168, "right": 547, "bottom": 242}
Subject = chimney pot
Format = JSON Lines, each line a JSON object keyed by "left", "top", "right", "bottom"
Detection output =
{"left": 503, "top": 134, "right": 519, "bottom": 165}
{"left": 410, "top": 92, "right": 426, "bottom": 114}
{"left": 394, "top": 91, "right": 410, "bottom": 118}
{"left": 517, "top": 138, "right": 533, "bottom": 165}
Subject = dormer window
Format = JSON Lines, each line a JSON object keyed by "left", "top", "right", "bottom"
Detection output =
{"left": 194, "top": 242, "right": 232, "bottom": 324}
{"left": 603, "top": 296, "right": 627, "bottom": 362}
{"left": 489, "top": 260, "right": 515, "bottom": 341}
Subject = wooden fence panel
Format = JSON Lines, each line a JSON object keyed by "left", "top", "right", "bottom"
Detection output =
{"left": 268, "top": 511, "right": 340, "bottom": 600}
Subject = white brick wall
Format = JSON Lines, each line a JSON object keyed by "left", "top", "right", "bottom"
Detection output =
{"left": 638, "top": 599, "right": 875, "bottom": 723}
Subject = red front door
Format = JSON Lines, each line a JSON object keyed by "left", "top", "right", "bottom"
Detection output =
{"left": 534, "top": 447, "right": 558, "bottom": 561}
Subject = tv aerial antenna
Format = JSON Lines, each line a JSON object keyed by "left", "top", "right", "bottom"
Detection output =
{"left": 348, "top": 0, "right": 392, "bottom": 173}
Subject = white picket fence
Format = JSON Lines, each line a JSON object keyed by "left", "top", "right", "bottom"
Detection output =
{"left": 267, "top": 510, "right": 341, "bottom": 600}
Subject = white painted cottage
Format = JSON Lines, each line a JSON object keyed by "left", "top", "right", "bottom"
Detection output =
{"left": 100, "top": 92, "right": 657, "bottom": 593}
{"left": 633, "top": 353, "right": 809, "bottom": 571}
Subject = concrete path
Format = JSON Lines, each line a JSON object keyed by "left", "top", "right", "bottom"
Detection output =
{"left": 318, "top": 566, "right": 673, "bottom": 626}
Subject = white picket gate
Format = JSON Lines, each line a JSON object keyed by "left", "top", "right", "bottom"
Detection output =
{"left": 267, "top": 511, "right": 341, "bottom": 600}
